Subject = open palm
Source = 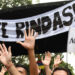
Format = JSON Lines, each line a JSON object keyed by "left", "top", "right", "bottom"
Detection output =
{"left": 41, "top": 52, "right": 51, "bottom": 66}
{"left": 17, "top": 29, "right": 38, "bottom": 50}
{"left": 54, "top": 55, "right": 62, "bottom": 66}
{"left": 0, "top": 44, "right": 11, "bottom": 66}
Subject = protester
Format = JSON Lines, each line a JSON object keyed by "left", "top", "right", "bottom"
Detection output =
{"left": 52, "top": 55, "right": 72, "bottom": 75}
{"left": 0, "top": 43, "right": 21, "bottom": 75}
{"left": 0, "top": 29, "right": 38, "bottom": 75}
{"left": 17, "top": 28, "right": 38, "bottom": 75}
{"left": 52, "top": 67, "right": 72, "bottom": 75}
{"left": 41, "top": 52, "right": 64, "bottom": 75}
{"left": 0, "top": 28, "right": 71, "bottom": 75}
{"left": 15, "top": 64, "right": 27, "bottom": 75}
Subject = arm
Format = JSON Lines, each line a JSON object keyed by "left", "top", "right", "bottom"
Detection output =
{"left": 41, "top": 51, "right": 52, "bottom": 75}
{"left": 0, "top": 44, "right": 21, "bottom": 75}
{"left": 17, "top": 29, "right": 38, "bottom": 75}
{"left": 28, "top": 50, "right": 38, "bottom": 75}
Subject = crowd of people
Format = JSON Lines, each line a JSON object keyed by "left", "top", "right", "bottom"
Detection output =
{"left": 0, "top": 29, "right": 72, "bottom": 75}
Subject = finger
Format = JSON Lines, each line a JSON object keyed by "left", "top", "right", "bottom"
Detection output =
{"left": 2, "top": 44, "right": 7, "bottom": 52}
{"left": 0, "top": 44, "right": 4, "bottom": 53}
{"left": 48, "top": 51, "right": 50, "bottom": 56}
{"left": 57, "top": 55, "right": 60, "bottom": 59}
{"left": 41, "top": 56, "right": 44, "bottom": 63}
{"left": 54, "top": 58, "right": 55, "bottom": 61}
{"left": 45, "top": 52, "right": 47, "bottom": 57}
{"left": 0, "top": 51, "right": 2, "bottom": 55}
{"left": 8, "top": 46, "right": 11, "bottom": 55}
{"left": 56, "top": 55, "right": 58, "bottom": 59}
{"left": 31, "top": 29, "right": 33, "bottom": 36}
{"left": 48, "top": 51, "right": 51, "bottom": 57}
{"left": 17, "top": 41, "right": 24, "bottom": 47}
{"left": 45, "top": 52, "right": 46, "bottom": 56}
{"left": 1, "top": 66, "right": 5, "bottom": 71}
{"left": 34, "top": 32, "right": 38, "bottom": 38}
{"left": 41, "top": 56, "right": 43, "bottom": 61}
{"left": 24, "top": 30, "right": 27, "bottom": 40}
{"left": 46, "top": 51, "right": 49, "bottom": 56}
{"left": 8, "top": 46, "right": 11, "bottom": 53}
{"left": 28, "top": 28, "right": 31, "bottom": 36}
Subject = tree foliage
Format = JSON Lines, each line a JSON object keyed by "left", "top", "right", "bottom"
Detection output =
{"left": 0, "top": 0, "right": 32, "bottom": 9}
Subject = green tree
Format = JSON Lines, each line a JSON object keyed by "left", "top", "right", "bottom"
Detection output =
{"left": 0, "top": 0, "right": 32, "bottom": 9}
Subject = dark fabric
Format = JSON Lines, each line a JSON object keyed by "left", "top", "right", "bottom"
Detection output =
{"left": 0, "top": 1, "right": 71, "bottom": 19}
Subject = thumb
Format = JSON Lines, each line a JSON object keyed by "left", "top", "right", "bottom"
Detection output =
{"left": 16, "top": 41, "right": 24, "bottom": 46}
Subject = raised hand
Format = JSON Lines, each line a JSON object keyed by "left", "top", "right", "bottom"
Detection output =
{"left": 0, "top": 66, "right": 7, "bottom": 75}
{"left": 17, "top": 29, "right": 38, "bottom": 75}
{"left": 17, "top": 29, "right": 38, "bottom": 51}
{"left": 53, "top": 55, "right": 62, "bottom": 67}
{"left": 0, "top": 44, "right": 11, "bottom": 66}
{"left": 41, "top": 51, "right": 51, "bottom": 66}
{"left": 0, "top": 72, "right": 3, "bottom": 75}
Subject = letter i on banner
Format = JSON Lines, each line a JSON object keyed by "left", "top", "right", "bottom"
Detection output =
{"left": 67, "top": 26, "right": 75, "bottom": 52}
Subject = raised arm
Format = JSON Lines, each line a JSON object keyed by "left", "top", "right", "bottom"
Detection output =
{"left": 41, "top": 51, "right": 52, "bottom": 75}
{"left": 0, "top": 44, "right": 21, "bottom": 75}
{"left": 17, "top": 29, "right": 38, "bottom": 75}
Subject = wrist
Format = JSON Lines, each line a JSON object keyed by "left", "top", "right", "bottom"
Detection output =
{"left": 44, "top": 65, "right": 51, "bottom": 72}
{"left": 5, "top": 61, "right": 13, "bottom": 70}
{"left": 28, "top": 49, "right": 34, "bottom": 53}
{"left": 44, "top": 65, "right": 50, "bottom": 68}
{"left": 53, "top": 64, "right": 58, "bottom": 68}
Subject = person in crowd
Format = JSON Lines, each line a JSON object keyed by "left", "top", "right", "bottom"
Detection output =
{"left": 0, "top": 44, "right": 21, "bottom": 75}
{"left": 17, "top": 28, "right": 38, "bottom": 75}
{"left": 41, "top": 51, "right": 72, "bottom": 75}
{"left": 15, "top": 64, "right": 27, "bottom": 75}
{"left": 0, "top": 28, "right": 38, "bottom": 75}
{"left": 41, "top": 52, "right": 63, "bottom": 75}
{"left": 52, "top": 54, "right": 72, "bottom": 75}
{"left": 52, "top": 67, "right": 72, "bottom": 75}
